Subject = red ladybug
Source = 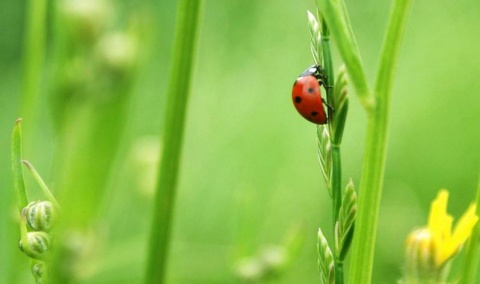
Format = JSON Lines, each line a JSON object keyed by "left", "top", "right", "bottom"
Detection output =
{"left": 292, "top": 65, "right": 327, "bottom": 124}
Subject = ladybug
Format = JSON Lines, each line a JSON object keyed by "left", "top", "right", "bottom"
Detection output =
{"left": 292, "top": 65, "right": 327, "bottom": 124}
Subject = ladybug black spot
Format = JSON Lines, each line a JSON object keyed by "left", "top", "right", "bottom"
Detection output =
{"left": 308, "top": 88, "right": 314, "bottom": 94}
{"left": 295, "top": 96, "right": 302, "bottom": 103}
{"left": 311, "top": 111, "right": 318, "bottom": 117}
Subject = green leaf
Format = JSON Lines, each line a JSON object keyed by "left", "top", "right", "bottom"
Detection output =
{"left": 12, "top": 118, "right": 28, "bottom": 212}
{"left": 335, "top": 179, "right": 357, "bottom": 261}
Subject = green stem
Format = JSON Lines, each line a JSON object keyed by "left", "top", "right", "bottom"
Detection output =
{"left": 332, "top": 145, "right": 343, "bottom": 284}
{"left": 331, "top": 146, "right": 342, "bottom": 230}
{"left": 19, "top": 212, "right": 32, "bottom": 254}
{"left": 321, "top": 19, "right": 344, "bottom": 284}
{"left": 321, "top": 24, "right": 340, "bottom": 224}
{"left": 348, "top": 0, "right": 412, "bottom": 283}
{"left": 12, "top": 119, "right": 28, "bottom": 212}
{"left": 460, "top": 176, "right": 480, "bottom": 284}
{"left": 22, "top": 160, "right": 61, "bottom": 210}
{"left": 20, "top": 0, "right": 47, "bottom": 144}
{"left": 145, "top": 0, "right": 203, "bottom": 283}
{"left": 321, "top": 26, "right": 334, "bottom": 109}
{"left": 336, "top": 261, "right": 344, "bottom": 284}
{"left": 317, "top": 0, "right": 373, "bottom": 110}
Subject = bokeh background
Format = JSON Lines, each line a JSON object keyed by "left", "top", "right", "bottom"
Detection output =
{"left": 1, "top": 0, "right": 479, "bottom": 283}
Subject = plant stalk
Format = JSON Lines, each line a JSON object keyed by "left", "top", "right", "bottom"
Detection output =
{"left": 332, "top": 146, "right": 343, "bottom": 284}
{"left": 22, "top": 160, "right": 61, "bottom": 210}
{"left": 331, "top": 146, "right": 342, "bottom": 228}
{"left": 20, "top": 0, "right": 47, "bottom": 147}
{"left": 145, "top": 0, "right": 203, "bottom": 283}
{"left": 316, "top": 0, "right": 373, "bottom": 110}
{"left": 348, "top": 0, "right": 412, "bottom": 283}
{"left": 321, "top": 19, "right": 344, "bottom": 284}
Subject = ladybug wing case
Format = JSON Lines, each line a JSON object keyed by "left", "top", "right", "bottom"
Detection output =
{"left": 292, "top": 76, "right": 327, "bottom": 124}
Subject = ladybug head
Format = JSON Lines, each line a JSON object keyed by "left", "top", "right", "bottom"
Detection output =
{"left": 299, "top": 65, "right": 325, "bottom": 83}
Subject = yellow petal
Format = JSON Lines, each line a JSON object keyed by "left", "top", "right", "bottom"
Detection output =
{"left": 427, "top": 190, "right": 451, "bottom": 265}
{"left": 428, "top": 190, "right": 449, "bottom": 235}
{"left": 451, "top": 204, "right": 478, "bottom": 248}
{"left": 422, "top": 189, "right": 479, "bottom": 267}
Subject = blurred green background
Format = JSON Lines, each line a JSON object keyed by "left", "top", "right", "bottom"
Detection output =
{"left": 1, "top": 0, "right": 479, "bottom": 283}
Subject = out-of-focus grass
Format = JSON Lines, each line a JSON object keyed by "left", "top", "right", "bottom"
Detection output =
{"left": 0, "top": 0, "right": 479, "bottom": 283}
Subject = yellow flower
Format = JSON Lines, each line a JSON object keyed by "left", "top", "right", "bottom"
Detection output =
{"left": 427, "top": 189, "right": 478, "bottom": 266}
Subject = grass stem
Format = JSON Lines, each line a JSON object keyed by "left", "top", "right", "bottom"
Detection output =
{"left": 20, "top": 0, "right": 47, "bottom": 145}
{"left": 317, "top": 0, "right": 373, "bottom": 110}
{"left": 22, "top": 160, "right": 61, "bottom": 210}
{"left": 144, "top": 0, "right": 203, "bottom": 283}
{"left": 348, "top": 0, "right": 412, "bottom": 283}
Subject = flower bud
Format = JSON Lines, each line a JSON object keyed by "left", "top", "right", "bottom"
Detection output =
{"left": 96, "top": 32, "right": 137, "bottom": 75}
{"left": 23, "top": 201, "right": 56, "bottom": 232}
{"left": 404, "top": 228, "right": 448, "bottom": 283}
{"left": 62, "top": 0, "right": 110, "bottom": 43}
{"left": 234, "top": 257, "right": 265, "bottom": 281}
{"left": 18, "top": 232, "right": 51, "bottom": 260}
{"left": 32, "top": 262, "right": 45, "bottom": 282}
{"left": 260, "top": 245, "right": 287, "bottom": 273}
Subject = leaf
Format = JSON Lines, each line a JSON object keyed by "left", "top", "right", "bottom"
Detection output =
{"left": 12, "top": 118, "right": 28, "bottom": 212}
{"left": 335, "top": 179, "right": 357, "bottom": 260}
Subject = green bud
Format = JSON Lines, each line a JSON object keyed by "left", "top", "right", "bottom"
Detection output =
{"left": 403, "top": 228, "right": 449, "bottom": 284}
{"left": 96, "top": 32, "right": 137, "bottom": 75}
{"left": 62, "top": 0, "right": 110, "bottom": 44}
{"left": 317, "top": 228, "right": 334, "bottom": 284}
{"left": 307, "top": 10, "right": 323, "bottom": 66}
{"left": 330, "top": 64, "right": 349, "bottom": 145}
{"left": 234, "top": 257, "right": 265, "bottom": 281}
{"left": 18, "top": 232, "right": 51, "bottom": 260}
{"left": 335, "top": 179, "right": 356, "bottom": 261}
{"left": 259, "top": 245, "right": 287, "bottom": 274}
{"left": 32, "top": 261, "right": 45, "bottom": 283}
{"left": 317, "top": 125, "right": 332, "bottom": 195}
{"left": 23, "top": 201, "right": 56, "bottom": 232}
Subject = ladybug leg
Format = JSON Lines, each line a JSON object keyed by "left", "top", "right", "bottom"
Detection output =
{"left": 315, "top": 71, "right": 333, "bottom": 89}
{"left": 320, "top": 74, "right": 334, "bottom": 89}
{"left": 323, "top": 82, "right": 334, "bottom": 89}
{"left": 322, "top": 98, "right": 334, "bottom": 111}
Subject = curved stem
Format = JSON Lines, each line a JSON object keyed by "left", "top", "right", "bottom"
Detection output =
{"left": 348, "top": 0, "right": 412, "bottom": 283}
{"left": 22, "top": 160, "right": 61, "bottom": 210}
{"left": 317, "top": 0, "right": 373, "bottom": 110}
